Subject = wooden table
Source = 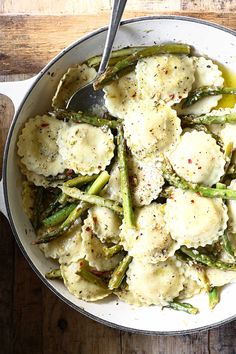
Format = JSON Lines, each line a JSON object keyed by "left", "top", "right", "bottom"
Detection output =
{"left": 1, "top": 1, "right": 236, "bottom": 353}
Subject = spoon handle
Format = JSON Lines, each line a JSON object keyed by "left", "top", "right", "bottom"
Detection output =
{"left": 98, "top": 0, "right": 127, "bottom": 75}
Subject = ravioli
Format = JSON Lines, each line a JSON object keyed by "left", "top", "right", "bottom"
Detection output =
{"left": 103, "top": 156, "right": 164, "bottom": 206}
{"left": 206, "top": 268, "right": 236, "bottom": 287}
{"left": 17, "top": 115, "right": 65, "bottom": 176}
{"left": 165, "top": 189, "right": 228, "bottom": 248}
{"left": 126, "top": 258, "right": 184, "bottom": 305}
{"left": 40, "top": 224, "right": 84, "bottom": 264}
{"left": 178, "top": 277, "right": 203, "bottom": 300}
{"left": 120, "top": 203, "right": 178, "bottom": 263}
{"left": 81, "top": 217, "right": 123, "bottom": 271}
{"left": 104, "top": 71, "right": 137, "bottom": 118}
{"left": 61, "top": 260, "right": 110, "bottom": 301}
{"left": 178, "top": 264, "right": 205, "bottom": 299}
{"left": 168, "top": 130, "right": 225, "bottom": 186}
{"left": 136, "top": 54, "right": 194, "bottom": 105}
{"left": 87, "top": 206, "right": 121, "bottom": 244}
{"left": 177, "top": 57, "right": 224, "bottom": 115}
{"left": 52, "top": 64, "right": 97, "bottom": 109}
{"left": 57, "top": 123, "right": 115, "bottom": 175}
{"left": 124, "top": 100, "right": 182, "bottom": 159}
{"left": 19, "top": 161, "right": 62, "bottom": 188}
{"left": 115, "top": 285, "right": 145, "bottom": 306}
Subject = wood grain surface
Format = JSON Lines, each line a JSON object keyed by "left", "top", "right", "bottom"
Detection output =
{"left": 0, "top": 13, "right": 235, "bottom": 77}
{"left": 0, "top": 0, "right": 235, "bottom": 14}
{"left": 1, "top": 2, "right": 236, "bottom": 353}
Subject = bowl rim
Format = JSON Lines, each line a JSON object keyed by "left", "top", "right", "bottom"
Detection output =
{"left": 3, "top": 14, "right": 236, "bottom": 336}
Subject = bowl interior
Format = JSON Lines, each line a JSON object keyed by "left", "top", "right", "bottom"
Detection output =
{"left": 4, "top": 16, "right": 236, "bottom": 334}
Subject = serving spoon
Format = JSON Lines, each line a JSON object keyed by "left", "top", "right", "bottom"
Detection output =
{"left": 66, "top": 0, "right": 127, "bottom": 112}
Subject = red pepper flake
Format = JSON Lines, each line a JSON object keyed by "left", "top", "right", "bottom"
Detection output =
{"left": 178, "top": 95, "right": 182, "bottom": 99}
{"left": 80, "top": 261, "right": 84, "bottom": 267}
{"left": 66, "top": 169, "right": 74, "bottom": 176}
{"left": 41, "top": 123, "right": 49, "bottom": 128}
{"left": 196, "top": 192, "right": 201, "bottom": 196}
{"left": 93, "top": 217, "right": 98, "bottom": 223}
{"left": 98, "top": 165, "right": 102, "bottom": 169}
{"left": 169, "top": 194, "right": 174, "bottom": 200}
{"left": 85, "top": 226, "right": 91, "bottom": 232}
{"left": 169, "top": 94, "right": 175, "bottom": 100}
{"left": 164, "top": 69, "right": 168, "bottom": 74}
{"left": 188, "top": 159, "right": 192, "bottom": 164}
{"left": 191, "top": 199, "right": 195, "bottom": 204}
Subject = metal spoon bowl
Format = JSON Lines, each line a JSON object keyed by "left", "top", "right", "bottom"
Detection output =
{"left": 66, "top": 0, "right": 127, "bottom": 112}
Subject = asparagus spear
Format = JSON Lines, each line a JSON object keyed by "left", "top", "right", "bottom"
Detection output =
{"left": 87, "top": 55, "right": 127, "bottom": 69}
{"left": 216, "top": 182, "right": 226, "bottom": 189}
{"left": 181, "top": 246, "right": 236, "bottom": 271}
{"left": 45, "top": 268, "right": 62, "bottom": 280}
{"left": 42, "top": 193, "right": 62, "bottom": 219}
{"left": 52, "top": 110, "right": 121, "bottom": 129}
{"left": 43, "top": 191, "right": 71, "bottom": 219}
{"left": 208, "top": 287, "right": 220, "bottom": 310}
{"left": 166, "top": 301, "right": 199, "bottom": 314}
{"left": 86, "top": 46, "right": 147, "bottom": 67}
{"left": 32, "top": 187, "right": 44, "bottom": 229}
{"left": 34, "top": 203, "right": 89, "bottom": 244}
{"left": 58, "top": 192, "right": 69, "bottom": 205}
{"left": 61, "top": 186, "right": 123, "bottom": 215}
{"left": 84, "top": 170, "right": 109, "bottom": 195}
{"left": 111, "top": 65, "right": 136, "bottom": 81}
{"left": 181, "top": 112, "right": 236, "bottom": 125}
{"left": 195, "top": 185, "right": 236, "bottom": 200}
{"left": 93, "top": 43, "right": 192, "bottom": 90}
{"left": 222, "top": 231, "right": 236, "bottom": 259}
{"left": 77, "top": 268, "right": 109, "bottom": 290}
{"left": 34, "top": 171, "right": 110, "bottom": 244}
{"left": 117, "top": 126, "right": 135, "bottom": 228}
{"left": 108, "top": 255, "right": 132, "bottom": 290}
{"left": 90, "top": 269, "right": 113, "bottom": 279}
{"left": 182, "top": 86, "right": 236, "bottom": 108}
{"left": 42, "top": 203, "right": 77, "bottom": 228}
{"left": 63, "top": 174, "right": 98, "bottom": 188}
{"left": 163, "top": 160, "right": 236, "bottom": 200}
{"left": 102, "top": 244, "right": 123, "bottom": 258}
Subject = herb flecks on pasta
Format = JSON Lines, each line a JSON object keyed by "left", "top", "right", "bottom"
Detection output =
{"left": 17, "top": 44, "right": 236, "bottom": 313}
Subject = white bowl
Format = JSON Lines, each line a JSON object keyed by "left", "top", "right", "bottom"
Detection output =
{"left": 1, "top": 16, "right": 236, "bottom": 335}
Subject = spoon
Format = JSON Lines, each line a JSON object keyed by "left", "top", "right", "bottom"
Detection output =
{"left": 66, "top": 0, "right": 127, "bottom": 112}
